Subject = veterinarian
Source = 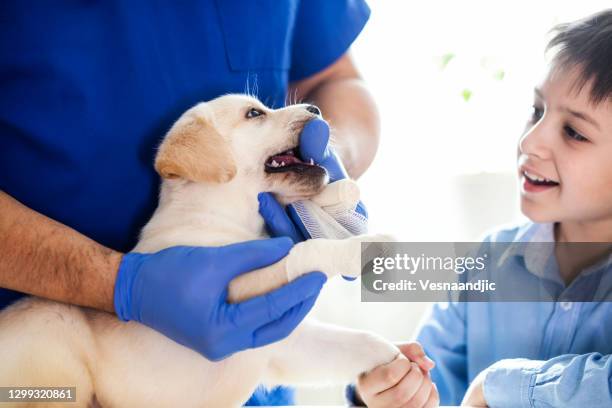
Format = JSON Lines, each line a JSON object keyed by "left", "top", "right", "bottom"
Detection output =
{"left": 0, "top": 1, "right": 418, "bottom": 406}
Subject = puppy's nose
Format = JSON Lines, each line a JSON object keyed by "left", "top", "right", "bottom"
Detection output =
{"left": 305, "top": 105, "right": 321, "bottom": 116}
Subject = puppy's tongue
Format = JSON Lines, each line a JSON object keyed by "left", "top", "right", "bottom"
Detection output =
{"left": 269, "top": 153, "right": 301, "bottom": 166}
{"left": 266, "top": 148, "right": 309, "bottom": 168}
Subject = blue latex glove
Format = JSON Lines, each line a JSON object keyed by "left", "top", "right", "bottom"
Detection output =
{"left": 296, "top": 118, "right": 368, "bottom": 219}
{"left": 114, "top": 237, "right": 326, "bottom": 361}
{"left": 258, "top": 192, "right": 307, "bottom": 243}
{"left": 298, "top": 118, "right": 348, "bottom": 183}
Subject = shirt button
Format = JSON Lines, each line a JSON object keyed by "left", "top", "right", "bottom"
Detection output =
{"left": 560, "top": 301, "right": 573, "bottom": 311}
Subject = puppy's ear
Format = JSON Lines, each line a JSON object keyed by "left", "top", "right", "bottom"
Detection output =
{"left": 155, "top": 110, "right": 237, "bottom": 183}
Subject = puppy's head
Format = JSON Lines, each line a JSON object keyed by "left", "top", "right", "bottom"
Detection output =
{"left": 155, "top": 94, "right": 328, "bottom": 201}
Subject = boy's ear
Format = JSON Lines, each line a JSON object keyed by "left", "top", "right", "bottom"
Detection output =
{"left": 155, "top": 109, "right": 237, "bottom": 183}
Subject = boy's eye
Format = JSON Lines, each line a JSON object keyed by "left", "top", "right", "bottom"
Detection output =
{"left": 530, "top": 105, "right": 544, "bottom": 122}
{"left": 246, "top": 108, "right": 265, "bottom": 119}
{"left": 564, "top": 125, "right": 589, "bottom": 142}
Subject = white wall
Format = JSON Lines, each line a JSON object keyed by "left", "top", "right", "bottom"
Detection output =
{"left": 296, "top": 1, "right": 610, "bottom": 404}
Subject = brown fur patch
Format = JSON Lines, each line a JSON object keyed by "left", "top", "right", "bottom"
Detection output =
{"left": 155, "top": 112, "right": 237, "bottom": 183}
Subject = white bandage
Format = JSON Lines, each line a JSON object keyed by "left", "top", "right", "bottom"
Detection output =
{"left": 286, "top": 238, "right": 361, "bottom": 281}
{"left": 290, "top": 179, "right": 367, "bottom": 239}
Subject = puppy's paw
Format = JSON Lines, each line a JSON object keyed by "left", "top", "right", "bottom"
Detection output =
{"left": 286, "top": 234, "right": 396, "bottom": 281}
{"left": 338, "top": 234, "right": 395, "bottom": 279}
{"left": 311, "top": 179, "right": 360, "bottom": 210}
{"left": 352, "top": 233, "right": 396, "bottom": 243}
{"left": 348, "top": 332, "right": 400, "bottom": 377}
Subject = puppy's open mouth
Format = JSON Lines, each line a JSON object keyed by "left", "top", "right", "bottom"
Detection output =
{"left": 264, "top": 147, "right": 325, "bottom": 176}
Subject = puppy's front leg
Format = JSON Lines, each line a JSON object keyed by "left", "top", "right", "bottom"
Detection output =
{"left": 228, "top": 258, "right": 289, "bottom": 303}
{"left": 227, "top": 235, "right": 389, "bottom": 303}
{"left": 284, "top": 234, "right": 390, "bottom": 282}
{"left": 264, "top": 319, "right": 399, "bottom": 386}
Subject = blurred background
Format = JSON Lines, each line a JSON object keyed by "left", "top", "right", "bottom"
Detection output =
{"left": 297, "top": 0, "right": 610, "bottom": 404}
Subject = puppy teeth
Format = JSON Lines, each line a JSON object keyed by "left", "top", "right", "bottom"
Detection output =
{"left": 309, "top": 158, "right": 314, "bottom": 165}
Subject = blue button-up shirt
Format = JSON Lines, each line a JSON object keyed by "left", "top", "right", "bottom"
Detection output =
{"left": 416, "top": 223, "right": 612, "bottom": 407}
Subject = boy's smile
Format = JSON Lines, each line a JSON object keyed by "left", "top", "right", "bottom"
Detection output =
{"left": 517, "top": 65, "right": 612, "bottom": 227}
{"left": 520, "top": 165, "right": 559, "bottom": 193}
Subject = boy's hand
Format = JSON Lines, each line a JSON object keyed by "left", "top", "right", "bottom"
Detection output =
{"left": 461, "top": 368, "right": 489, "bottom": 407}
{"left": 356, "top": 342, "right": 438, "bottom": 407}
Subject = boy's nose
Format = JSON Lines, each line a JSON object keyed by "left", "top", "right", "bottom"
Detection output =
{"left": 519, "top": 120, "right": 553, "bottom": 160}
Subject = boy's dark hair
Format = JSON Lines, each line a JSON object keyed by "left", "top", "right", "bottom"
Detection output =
{"left": 546, "top": 9, "right": 612, "bottom": 104}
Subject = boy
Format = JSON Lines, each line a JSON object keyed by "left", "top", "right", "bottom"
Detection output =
{"left": 356, "top": 9, "right": 612, "bottom": 407}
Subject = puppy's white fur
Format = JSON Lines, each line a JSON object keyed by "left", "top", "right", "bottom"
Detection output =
{"left": 0, "top": 95, "right": 399, "bottom": 408}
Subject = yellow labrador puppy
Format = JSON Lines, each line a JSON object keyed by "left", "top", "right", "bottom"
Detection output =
{"left": 0, "top": 95, "right": 399, "bottom": 408}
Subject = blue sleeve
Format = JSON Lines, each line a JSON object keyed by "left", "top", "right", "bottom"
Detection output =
{"left": 289, "top": 0, "right": 370, "bottom": 81}
{"left": 416, "top": 301, "right": 469, "bottom": 406}
{"left": 484, "top": 353, "right": 612, "bottom": 408}
{"left": 244, "top": 385, "right": 294, "bottom": 406}
{"left": 344, "top": 383, "right": 362, "bottom": 406}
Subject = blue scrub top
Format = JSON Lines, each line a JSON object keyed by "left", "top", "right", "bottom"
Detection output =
{"left": 0, "top": 1, "right": 369, "bottom": 405}
{"left": 0, "top": 0, "right": 369, "bottom": 305}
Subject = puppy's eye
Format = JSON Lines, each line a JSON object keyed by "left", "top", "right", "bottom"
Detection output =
{"left": 246, "top": 108, "right": 265, "bottom": 119}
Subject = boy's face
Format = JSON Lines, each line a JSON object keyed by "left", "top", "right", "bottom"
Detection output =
{"left": 518, "top": 65, "right": 612, "bottom": 224}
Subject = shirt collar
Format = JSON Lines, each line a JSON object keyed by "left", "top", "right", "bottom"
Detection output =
{"left": 501, "top": 222, "right": 612, "bottom": 284}
{"left": 498, "top": 223, "right": 558, "bottom": 281}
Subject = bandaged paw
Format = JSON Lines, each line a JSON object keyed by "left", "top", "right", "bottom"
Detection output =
{"left": 310, "top": 179, "right": 360, "bottom": 211}
{"left": 285, "top": 234, "right": 395, "bottom": 282}
{"left": 289, "top": 179, "right": 367, "bottom": 239}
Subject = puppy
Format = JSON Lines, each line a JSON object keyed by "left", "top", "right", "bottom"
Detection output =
{"left": 0, "top": 95, "right": 400, "bottom": 408}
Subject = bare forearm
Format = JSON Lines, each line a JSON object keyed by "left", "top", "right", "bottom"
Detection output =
{"left": 0, "top": 191, "right": 122, "bottom": 312}
{"left": 306, "top": 78, "right": 380, "bottom": 179}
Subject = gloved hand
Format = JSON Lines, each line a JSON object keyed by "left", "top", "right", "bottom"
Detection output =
{"left": 298, "top": 118, "right": 348, "bottom": 183}
{"left": 298, "top": 119, "right": 368, "bottom": 217}
{"left": 114, "top": 237, "right": 326, "bottom": 361}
